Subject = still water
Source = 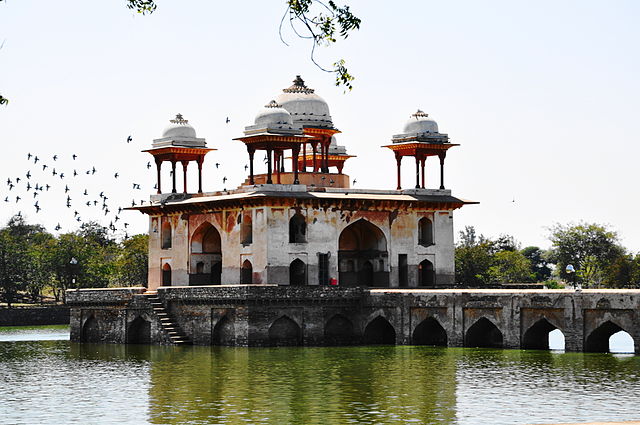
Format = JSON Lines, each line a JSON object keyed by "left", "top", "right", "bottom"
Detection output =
{"left": 0, "top": 327, "right": 639, "bottom": 425}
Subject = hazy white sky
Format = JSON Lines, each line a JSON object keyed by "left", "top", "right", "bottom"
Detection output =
{"left": 0, "top": 0, "right": 639, "bottom": 250}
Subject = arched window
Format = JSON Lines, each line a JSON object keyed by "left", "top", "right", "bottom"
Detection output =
{"left": 338, "top": 219, "right": 389, "bottom": 287}
{"left": 161, "top": 220, "right": 172, "bottom": 249}
{"left": 289, "top": 213, "right": 307, "bottom": 243}
{"left": 418, "top": 217, "right": 434, "bottom": 246}
{"left": 241, "top": 212, "right": 252, "bottom": 245}
{"left": 241, "top": 260, "right": 252, "bottom": 284}
{"left": 196, "top": 262, "right": 204, "bottom": 274}
{"left": 419, "top": 259, "right": 435, "bottom": 286}
{"left": 162, "top": 263, "right": 172, "bottom": 286}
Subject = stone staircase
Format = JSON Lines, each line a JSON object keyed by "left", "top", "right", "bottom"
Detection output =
{"left": 143, "top": 292, "right": 191, "bottom": 345}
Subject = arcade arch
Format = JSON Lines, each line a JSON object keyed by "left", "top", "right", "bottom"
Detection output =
{"left": 338, "top": 220, "right": 389, "bottom": 287}
{"left": 268, "top": 316, "right": 301, "bottom": 346}
{"left": 465, "top": 317, "right": 503, "bottom": 348}
{"left": 413, "top": 317, "right": 447, "bottom": 346}
{"left": 363, "top": 316, "right": 396, "bottom": 345}
{"left": 190, "top": 222, "right": 222, "bottom": 285}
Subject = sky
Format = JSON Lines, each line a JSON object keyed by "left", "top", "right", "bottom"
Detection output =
{"left": 0, "top": 0, "right": 639, "bottom": 250}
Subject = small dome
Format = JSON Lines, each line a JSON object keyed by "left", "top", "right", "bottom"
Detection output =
{"left": 275, "top": 76, "right": 333, "bottom": 127}
{"left": 254, "top": 100, "right": 293, "bottom": 127}
{"left": 403, "top": 110, "right": 438, "bottom": 134}
{"left": 162, "top": 114, "right": 197, "bottom": 138}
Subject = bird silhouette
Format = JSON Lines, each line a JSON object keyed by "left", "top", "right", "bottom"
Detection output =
{"left": 72, "top": 154, "right": 77, "bottom": 160}
{"left": 85, "top": 201, "right": 91, "bottom": 206}
{"left": 34, "top": 156, "right": 39, "bottom": 163}
{"left": 59, "top": 173, "right": 64, "bottom": 179}
{"left": 26, "top": 171, "right": 31, "bottom": 179}
{"left": 132, "top": 183, "right": 141, "bottom": 190}
{"left": 127, "top": 135, "right": 132, "bottom": 143}
{"left": 91, "top": 167, "right": 96, "bottom": 174}
{"left": 42, "top": 164, "right": 48, "bottom": 171}
{"left": 353, "top": 179, "right": 357, "bottom": 185}
{"left": 52, "top": 168, "right": 57, "bottom": 176}
{"left": 27, "top": 153, "right": 32, "bottom": 160}
{"left": 15, "top": 177, "right": 20, "bottom": 183}
{"left": 15, "top": 196, "right": 21, "bottom": 203}
{"left": 8, "top": 184, "right": 13, "bottom": 190}
{"left": 33, "top": 192, "right": 38, "bottom": 198}
{"left": 55, "top": 223, "right": 61, "bottom": 231}
{"left": 114, "top": 173, "right": 119, "bottom": 179}
{"left": 225, "top": 117, "right": 230, "bottom": 124}
{"left": 146, "top": 162, "right": 151, "bottom": 169}
{"left": 53, "top": 155, "right": 58, "bottom": 161}
{"left": 65, "top": 185, "right": 70, "bottom": 193}
{"left": 73, "top": 170, "right": 78, "bottom": 177}
{"left": 83, "top": 189, "right": 88, "bottom": 196}
{"left": 6, "top": 178, "right": 10, "bottom": 185}
{"left": 26, "top": 182, "right": 31, "bottom": 191}
{"left": 215, "top": 163, "right": 220, "bottom": 168}
{"left": 244, "top": 164, "right": 248, "bottom": 171}
{"left": 131, "top": 200, "right": 136, "bottom": 207}
{"left": 3, "top": 197, "right": 7, "bottom": 202}
{"left": 45, "top": 184, "right": 50, "bottom": 191}
{"left": 222, "top": 177, "right": 227, "bottom": 183}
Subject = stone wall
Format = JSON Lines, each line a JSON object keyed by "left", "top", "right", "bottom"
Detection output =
{"left": 0, "top": 306, "right": 70, "bottom": 326}
{"left": 67, "top": 287, "right": 640, "bottom": 354}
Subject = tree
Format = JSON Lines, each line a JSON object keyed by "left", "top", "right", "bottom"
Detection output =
{"left": 455, "top": 226, "right": 496, "bottom": 285}
{"left": 604, "top": 254, "right": 640, "bottom": 288}
{"left": 0, "top": 228, "right": 29, "bottom": 307}
{"left": 488, "top": 250, "right": 532, "bottom": 283}
{"left": 521, "top": 246, "right": 551, "bottom": 282}
{"left": 114, "top": 234, "right": 148, "bottom": 287}
{"left": 547, "top": 222, "right": 625, "bottom": 285}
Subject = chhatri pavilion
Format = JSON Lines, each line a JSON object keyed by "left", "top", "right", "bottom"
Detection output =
{"left": 134, "top": 75, "right": 474, "bottom": 291}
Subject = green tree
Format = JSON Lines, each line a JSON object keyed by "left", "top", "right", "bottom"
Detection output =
{"left": 521, "top": 246, "right": 551, "bottom": 282}
{"left": 547, "top": 222, "right": 625, "bottom": 286}
{"left": 488, "top": 250, "right": 532, "bottom": 283}
{"left": 114, "top": 234, "right": 148, "bottom": 287}
{"left": 455, "top": 226, "right": 495, "bottom": 285}
{"left": 0, "top": 228, "right": 29, "bottom": 307}
{"left": 603, "top": 254, "right": 639, "bottom": 288}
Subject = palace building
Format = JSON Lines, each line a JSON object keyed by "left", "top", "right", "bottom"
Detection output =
{"left": 134, "top": 76, "right": 474, "bottom": 291}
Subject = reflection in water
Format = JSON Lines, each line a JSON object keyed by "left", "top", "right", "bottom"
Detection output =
{"left": 0, "top": 334, "right": 639, "bottom": 425}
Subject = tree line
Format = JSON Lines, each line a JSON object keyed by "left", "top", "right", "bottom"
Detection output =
{"left": 0, "top": 215, "right": 147, "bottom": 307}
{"left": 455, "top": 223, "right": 640, "bottom": 288}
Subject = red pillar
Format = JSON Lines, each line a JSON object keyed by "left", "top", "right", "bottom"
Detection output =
{"left": 438, "top": 152, "right": 446, "bottom": 190}
{"left": 266, "top": 148, "right": 273, "bottom": 184}
{"left": 293, "top": 145, "right": 300, "bottom": 184}
{"left": 248, "top": 147, "right": 255, "bottom": 185}
{"left": 197, "top": 157, "right": 203, "bottom": 193}
{"left": 415, "top": 156, "right": 420, "bottom": 189}
{"left": 302, "top": 142, "right": 307, "bottom": 172}
{"left": 312, "top": 142, "right": 318, "bottom": 172}
{"left": 181, "top": 161, "right": 189, "bottom": 194}
{"left": 155, "top": 159, "right": 162, "bottom": 194}
{"left": 420, "top": 156, "right": 426, "bottom": 189}
{"left": 395, "top": 152, "right": 402, "bottom": 190}
{"left": 171, "top": 160, "right": 177, "bottom": 193}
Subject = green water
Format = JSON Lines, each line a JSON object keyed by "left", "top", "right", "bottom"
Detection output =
{"left": 0, "top": 327, "right": 639, "bottom": 425}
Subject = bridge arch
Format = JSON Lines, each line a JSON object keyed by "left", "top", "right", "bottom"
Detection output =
{"left": 522, "top": 317, "right": 564, "bottom": 350}
{"left": 268, "top": 316, "right": 301, "bottom": 346}
{"left": 585, "top": 320, "right": 635, "bottom": 353}
{"left": 412, "top": 317, "right": 447, "bottom": 346}
{"left": 81, "top": 315, "right": 100, "bottom": 343}
{"left": 324, "top": 314, "right": 355, "bottom": 345}
{"left": 127, "top": 316, "right": 151, "bottom": 344}
{"left": 363, "top": 316, "right": 396, "bottom": 345}
{"left": 465, "top": 317, "right": 503, "bottom": 348}
{"left": 212, "top": 316, "right": 235, "bottom": 346}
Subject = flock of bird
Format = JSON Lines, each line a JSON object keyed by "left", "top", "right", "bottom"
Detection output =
{"left": 0, "top": 136, "right": 158, "bottom": 239}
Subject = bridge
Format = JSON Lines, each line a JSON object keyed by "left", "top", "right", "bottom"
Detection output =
{"left": 67, "top": 287, "right": 640, "bottom": 353}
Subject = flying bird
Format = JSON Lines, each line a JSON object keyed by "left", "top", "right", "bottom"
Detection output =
{"left": 215, "top": 163, "right": 220, "bottom": 169}
{"left": 222, "top": 176, "right": 227, "bottom": 183}
{"left": 42, "top": 164, "right": 48, "bottom": 171}
{"left": 59, "top": 173, "right": 64, "bottom": 179}
{"left": 26, "top": 171, "right": 31, "bottom": 179}
{"left": 34, "top": 156, "right": 39, "bottom": 163}
{"left": 73, "top": 170, "right": 78, "bottom": 177}
{"left": 133, "top": 183, "right": 141, "bottom": 190}
{"left": 27, "top": 153, "right": 32, "bottom": 160}
{"left": 26, "top": 182, "right": 31, "bottom": 191}
{"left": 114, "top": 173, "right": 119, "bottom": 179}
{"left": 72, "top": 154, "right": 77, "bottom": 160}
{"left": 92, "top": 167, "right": 96, "bottom": 175}
{"left": 127, "top": 135, "right": 132, "bottom": 143}
{"left": 3, "top": 197, "right": 8, "bottom": 202}
{"left": 65, "top": 185, "right": 70, "bottom": 193}
{"left": 146, "top": 162, "right": 151, "bottom": 169}
{"left": 225, "top": 117, "right": 230, "bottom": 124}
{"left": 53, "top": 155, "right": 58, "bottom": 161}
{"left": 55, "top": 223, "right": 61, "bottom": 231}
{"left": 244, "top": 164, "right": 248, "bottom": 171}
{"left": 15, "top": 196, "right": 21, "bottom": 203}
{"left": 52, "top": 168, "right": 57, "bottom": 176}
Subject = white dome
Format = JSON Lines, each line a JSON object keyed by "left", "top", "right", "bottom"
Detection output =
{"left": 275, "top": 76, "right": 333, "bottom": 128}
{"left": 162, "top": 114, "right": 197, "bottom": 138}
{"left": 254, "top": 100, "right": 293, "bottom": 127}
{"left": 403, "top": 110, "right": 438, "bottom": 134}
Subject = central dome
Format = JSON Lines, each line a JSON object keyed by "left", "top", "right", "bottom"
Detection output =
{"left": 162, "top": 114, "right": 197, "bottom": 138}
{"left": 275, "top": 76, "right": 333, "bottom": 128}
{"left": 402, "top": 110, "right": 439, "bottom": 134}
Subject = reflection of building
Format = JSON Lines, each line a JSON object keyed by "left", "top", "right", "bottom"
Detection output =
{"left": 137, "top": 76, "right": 472, "bottom": 291}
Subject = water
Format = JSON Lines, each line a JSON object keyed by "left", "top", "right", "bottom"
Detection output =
{"left": 1, "top": 327, "right": 639, "bottom": 425}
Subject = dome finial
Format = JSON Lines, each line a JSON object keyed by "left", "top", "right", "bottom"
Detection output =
{"left": 265, "top": 100, "right": 281, "bottom": 108}
{"left": 411, "top": 110, "right": 428, "bottom": 119}
{"left": 170, "top": 113, "right": 189, "bottom": 125}
{"left": 283, "top": 75, "right": 315, "bottom": 94}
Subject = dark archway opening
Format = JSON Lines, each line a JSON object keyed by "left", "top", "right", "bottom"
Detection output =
{"left": 413, "top": 317, "right": 447, "bottom": 346}
{"left": 418, "top": 217, "right": 434, "bottom": 246}
{"left": 81, "top": 315, "right": 101, "bottom": 343}
{"left": 419, "top": 259, "right": 435, "bottom": 287}
{"left": 212, "top": 316, "right": 235, "bottom": 346}
{"left": 241, "top": 260, "right": 252, "bottom": 284}
{"left": 289, "top": 259, "right": 306, "bottom": 286}
{"left": 522, "top": 318, "right": 559, "bottom": 350}
{"left": 289, "top": 213, "right": 307, "bottom": 243}
{"left": 268, "top": 316, "right": 302, "bottom": 346}
{"left": 324, "top": 314, "right": 356, "bottom": 345}
{"left": 338, "top": 219, "right": 389, "bottom": 287}
{"left": 465, "top": 317, "right": 503, "bottom": 348}
{"left": 162, "top": 263, "right": 172, "bottom": 286}
{"left": 363, "top": 316, "right": 396, "bottom": 345}
{"left": 585, "top": 321, "right": 634, "bottom": 353}
{"left": 127, "top": 317, "right": 151, "bottom": 344}
{"left": 211, "top": 262, "right": 222, "bottom": 285}
{"left": 161, "top": 220, "right": 172, "bottom": 249}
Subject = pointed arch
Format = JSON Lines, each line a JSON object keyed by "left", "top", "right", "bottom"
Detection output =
{"left": 324, "top": 314, "right": 355, "bottom": 345}
{"left": 190, "top": 222, "right": 222, "bottom": 285}
{"left": 413, "top": 317, "right": 447, "bottom": 346}
{"left": 289, "top": 213, "right": 307, "bottom": 243}
{"left": 268, "top": 316, "right": 301, "bottom": 346}
{"left": 241, "top": 260, "right": 253, "bottom": 284}
{"left": 162, "top": 263, "right": 172, "bottom": 286}
{"left": 289, "top": 258, "right": 306, "bottom": 286}
{"left": 522, "top": 318, "right": 561, "bottom": 350}
{"left": 161, "top": 220, "right": 172, "bottom": 249}
{"left": 465, "top": 317, "right": 503, "bottom": 348}
{"left": 82, "top": 315, "right": 101, "bottom": 343}
{"left": 241, "top": 212, "right": 252, "bottom": 245}
{"left": 127, "top": 316, "right": 151, "bottom": 344}
{"left": 419, "top": 259, "right": 435, "bottom": 287}
{"left": 418, "top": 217, "right": 434, "bottom": 246}
{"left": 363, "top": 316, "right": 396, "bottom": 345}
{"left": 212, "top": 316, "right": 235, "bottom": 346}
{"left": 585, "top": 320, "right": 634, "bottom": 353}
{"left": 338, "top": 219, "right": 389, "bottom": 287}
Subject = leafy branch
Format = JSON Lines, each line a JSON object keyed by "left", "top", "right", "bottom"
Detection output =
{"left": 283, "top": 0, "right": 360, "bottom": 90}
